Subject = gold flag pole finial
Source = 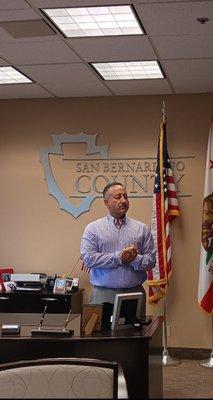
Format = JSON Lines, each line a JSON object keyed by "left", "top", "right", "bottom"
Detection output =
{"left": 162, "top": 100, "right": 166, "bottom": 123}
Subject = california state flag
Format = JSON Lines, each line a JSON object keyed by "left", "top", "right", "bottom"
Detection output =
{"left": 198, "top": 123, "right": 213, "bottom": 314}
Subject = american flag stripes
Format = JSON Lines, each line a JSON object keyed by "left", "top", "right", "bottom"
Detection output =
{"left": 147, "top": 120, "right": 180, "bottom": 304}
{"left": 81, "top": 261, "right": 91, "bottom": 275}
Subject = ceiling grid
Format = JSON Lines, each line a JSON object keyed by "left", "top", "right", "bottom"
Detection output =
{"left": 0, "top": 0, "right": 212, "bottom": 98}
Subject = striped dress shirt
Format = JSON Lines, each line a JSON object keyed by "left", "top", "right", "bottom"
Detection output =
{"left": 80, "top": 214, "right": 156, "bottom": 289}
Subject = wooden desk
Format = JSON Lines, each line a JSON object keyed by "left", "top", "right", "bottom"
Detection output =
{"left": 0, "top": 316, "right": 163, "bottom": 399}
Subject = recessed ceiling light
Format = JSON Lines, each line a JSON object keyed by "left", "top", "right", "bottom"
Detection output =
{"left": 91, "top": 61, "right": 164, "bottom": 80}
{"left": 0, "top": 66, "right": 32, "bottom": 84}
{"left": 42, "top": 5, "right": 144, "bottom": 37}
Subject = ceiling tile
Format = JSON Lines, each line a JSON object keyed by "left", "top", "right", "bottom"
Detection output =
{"left": 68, "top": 36, "right": 156, "bottom": 62}
{"left": 162, "top": 59, "right": 213, "bottom": 79}
{"left": 172, "top": 78, "right": 213, "bottom": 94}
{"left": 0, "top": 9, "right": 40, "bottom": 22}
{"left": 0, "top": 83, "right": 53, "bottom": 99}
{"left": 151, "top": 34, "right": 213, "bottom": 59}
{"left": 18, "top": 63, "right": 99, "bottom": 83}
{"left": 0, "top": 57, "right": 9, "bottom": 66}
{"left": 106, "top": 79, "right": 173, "bottom": 95}
{"left": 0, "top": 1, "right": 30, "bottom": 10}
{"left": 0, "top": 41, "right": 81, "bottom": 64}
{"left": 136, "top": 1, "right": 213, "bottom": 35}
{"left": 42, "top": 81, "right": 112, "bottom": 97}
{"left": 0, "top": 26, "right": 15, "bottom": 42}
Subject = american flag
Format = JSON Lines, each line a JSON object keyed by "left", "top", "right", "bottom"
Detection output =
{"left": 81, "top": 260, "right": 91, "bottom": 275}
{"left": 147, "top": 120, "right": 180, "bottom": 304}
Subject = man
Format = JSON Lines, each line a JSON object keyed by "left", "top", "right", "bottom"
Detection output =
{"left": 80, "top": 182, "right": 156, "bottom": 308}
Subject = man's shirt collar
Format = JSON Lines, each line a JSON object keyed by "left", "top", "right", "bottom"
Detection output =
{"left": 107, "top": 213, "right": 126, "bottom": 226}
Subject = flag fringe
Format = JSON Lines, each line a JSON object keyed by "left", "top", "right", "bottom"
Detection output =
{"left": 147, "top": 277, "right": 168, "bottom": 286}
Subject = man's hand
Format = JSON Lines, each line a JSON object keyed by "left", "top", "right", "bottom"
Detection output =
{"left": 120, "top": 245, "right": 138, "bottom": 263}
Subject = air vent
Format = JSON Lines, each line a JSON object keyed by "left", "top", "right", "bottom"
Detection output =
{"left": 1, "top": 19, "right": 56, "bottom": 38}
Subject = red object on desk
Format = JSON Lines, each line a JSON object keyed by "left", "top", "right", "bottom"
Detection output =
{"left": 0, "top": 267, "right": 14, "bottom": 291}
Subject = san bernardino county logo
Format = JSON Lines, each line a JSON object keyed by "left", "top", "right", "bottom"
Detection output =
{"left": 40, "top": 132, "right": 108, "bottom": 218}
{"left": 40, "top": 131, "right": 192, "bottom": 218}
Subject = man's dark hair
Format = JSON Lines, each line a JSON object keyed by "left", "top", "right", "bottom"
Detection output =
{"left": 103, "top": 182, "right": 124, "bottom": 199}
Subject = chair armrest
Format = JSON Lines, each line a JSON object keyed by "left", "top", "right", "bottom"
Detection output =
{"left": 118, "top": 364, "right": 129, "bottom": 399}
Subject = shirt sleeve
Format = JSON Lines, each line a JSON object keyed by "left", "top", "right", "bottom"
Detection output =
{"left": 80, "top": 225, "right": 122, "bottom": 270}
{"left": 130, "top": 227, "right": 156, "bottom": 271}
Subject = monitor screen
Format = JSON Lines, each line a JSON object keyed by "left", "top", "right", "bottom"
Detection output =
{"left": 111, "top": 292, "right": 143, "bottom": 330}
{"left": 119, "top": 298, "right": 139, "bottom": 325}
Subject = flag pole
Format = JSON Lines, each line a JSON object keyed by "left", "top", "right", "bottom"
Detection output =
{"left": 200, "top": 315, "right": 213, "bottom": 368}
{"left": 162, "top": 100, "right": 166, "bottom": 123}
{"left": 162, "top": 294, "right": 181, "bottom": 366}
{"left": 161, "top": 100, "right": 181, "bottom": 366}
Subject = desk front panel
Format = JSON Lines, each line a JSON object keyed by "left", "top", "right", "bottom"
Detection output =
{"left": 0, "top": 317, "right": 162, "bottom": 399}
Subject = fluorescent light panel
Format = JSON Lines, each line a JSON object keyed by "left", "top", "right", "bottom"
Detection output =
{"left": 0, "top": 66, "right": 32, "bottom": 84}
{"left": 92, "top": 61, "right": 164, "bottom": 80}
{"left": 43, "top": 5, "right": 143, "bottom": 37}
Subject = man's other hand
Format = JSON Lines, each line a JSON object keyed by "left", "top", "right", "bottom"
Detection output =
{"left": 120, "top": 245, "right": 138, "bottom": 263}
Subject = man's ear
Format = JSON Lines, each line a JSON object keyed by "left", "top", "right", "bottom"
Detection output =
{"left": 104, "top": 199, "right": 109, "bottom": 208}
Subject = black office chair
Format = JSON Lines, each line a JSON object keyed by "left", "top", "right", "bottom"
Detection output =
{"left": 0, "top": 357, "right": 128, "bottom": 399}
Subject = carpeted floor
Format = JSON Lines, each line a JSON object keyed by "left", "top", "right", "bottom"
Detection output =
{"left": 163, "top": 359, "right": 213, "bottom": 398}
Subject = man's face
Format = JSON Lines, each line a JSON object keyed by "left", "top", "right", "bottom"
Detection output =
{"left": 104, "top": 185, "right": 129, "bottom": 218}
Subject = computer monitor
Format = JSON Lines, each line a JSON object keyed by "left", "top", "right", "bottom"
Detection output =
{"left": 111, "top": 292, "right": 143, "bottom": 331}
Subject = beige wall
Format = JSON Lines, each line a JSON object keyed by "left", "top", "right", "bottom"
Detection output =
{"left": 0, "top": 93, "right": 212, "bottom": 349}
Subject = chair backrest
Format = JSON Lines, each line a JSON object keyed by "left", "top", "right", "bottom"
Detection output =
{"left": 0, "top": 357, "right": 126, "bottom": 399}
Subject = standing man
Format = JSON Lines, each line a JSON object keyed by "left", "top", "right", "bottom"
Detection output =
{"left": 80, "top": 182, "right": 156, "bottom": 309}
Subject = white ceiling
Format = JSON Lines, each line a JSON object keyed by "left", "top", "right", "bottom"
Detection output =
{"left": 0, "top": 0, "right": 212, "bottom": 98}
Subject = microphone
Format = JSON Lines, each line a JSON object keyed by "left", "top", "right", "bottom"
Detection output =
{"left": 31, "top": 307, "right": 74, "bottom": 337}
{"left": 62, "top": 308, "right": 72, "bottom": 331}
{"left": 38, "top": 305, "right": 47, "bottom": 331}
